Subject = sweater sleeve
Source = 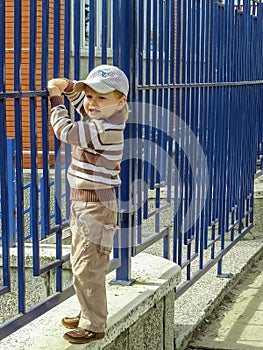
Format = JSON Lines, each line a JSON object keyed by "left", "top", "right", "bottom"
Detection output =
{"left": 49, "top": 80, "right": 86, "bottom": 117}
{"left": 49, "top": 80, "right": 92, "bottom": 147}
{"left": 63, "top": 80, "right": 86, "bottom": 117}
{"left": 50, "top": 104, "right": 93, "bottom": 147}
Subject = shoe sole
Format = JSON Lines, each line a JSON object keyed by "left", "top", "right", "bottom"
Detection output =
{"left": 63, "top": 333, "right": 105, "bottom": 344}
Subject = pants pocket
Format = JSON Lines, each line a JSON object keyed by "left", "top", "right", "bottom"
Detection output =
{"left": 98, "top": 224, "right": 117, "bottom": 255}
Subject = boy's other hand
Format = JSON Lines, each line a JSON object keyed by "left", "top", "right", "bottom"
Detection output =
{"left": 48, "top": 78, "right": 69, "bottom": 97}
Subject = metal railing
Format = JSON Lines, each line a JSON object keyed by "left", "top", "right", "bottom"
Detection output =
{"left": 0, "top": 0, "right": 263, "bottom": 340}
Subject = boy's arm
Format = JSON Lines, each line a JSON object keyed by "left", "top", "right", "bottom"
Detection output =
{"left": 48, "top": 78, "right": 86, "bottom": 116}
{"left": 47, "top": 78, "right": 92, "bottom": 147}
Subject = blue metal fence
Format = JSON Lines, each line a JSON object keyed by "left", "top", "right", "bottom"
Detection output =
{"left": 0, "top": 0, "right": 263, "bottom": 340}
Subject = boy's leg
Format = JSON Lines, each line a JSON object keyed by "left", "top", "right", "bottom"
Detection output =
{"left": 63, "top": 200, "right": 117, "bottom": 343}
{"left": 70, "top": 231, "right": 110, "bottom": 333}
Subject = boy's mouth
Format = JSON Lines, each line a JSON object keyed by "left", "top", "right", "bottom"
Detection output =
{"left": 89, "top": 108, "right": 100, "bottom": 114}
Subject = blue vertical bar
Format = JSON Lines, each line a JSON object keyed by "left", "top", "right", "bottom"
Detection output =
{"left": 30, "top": 0, "right": 40, "bottom": 276}
{"left": 162, "top": 0, "right": 170, "bottom": 190}
{"left": 138, "top": 0, "right": 144, "bottom": 94}
{"left": 40, "top": 177, "right": 45, "bottom": 239}
{"left": 194, "top": 0, "right": 200, "bottom": 256}
{"left": 226, "top": 0, "right": 234, "bottom": 238}
{"left": 14, "top": 0, "right": 25, "bottom": 313}
{"left": 101, "top": 0, "right": 108, "bottom": 63}
{"left": 116, "top": 0, "right": 135, "bottom": 283}
{"left": 0, "top": 0, "right": 10, "bottom": 290}
{"left": 89, "top": 0, "right": 95, "bottom": 70}
{"left": 208, "top": 1, "right": 218, "bottom": 231}
{"left": 112, "top": 0, "right": 120, "bottom": 262}
{"left": 182, "top": 0, "right": 190, "bottom": 251}
{"left": 112, "top": 0, "right": 119, "bottom": 66}
{"left": 167, "top": 0, "right": 174, "bottom": 195}
{"left": 201, "top": 1, "right": 208, "bottom": 258}
{"left": 217, "top": 3, "right": 228, "bottom": 276}
{"left": 162, "top": 0, "right": 172, "bottom": 260}
{"left": 187, "top": 0, "right": 196, "bottom": 266}
{"left": 164, "top": 0, "right": 174, "bottom": 260}
{"left": 1, "top": 130, "right": 10, "bottom": 287}
{"left": 226, "top": 0, "right": 234, "bottom": 239}
{"left": 53, "top": 0, "right": 62, "bottom": 292}
{"left": 155, "top": 0, "right": 164, "bottom": 232}
{"left": 189, "top": 0, "right": 197, "bottom": 245}
{"left": 64, "top": 0, "right": 71, "bottom": 79}
{"left": 53, "top": 0, "right": 61, "bottom": 77}
{"left": 173, "top": 0, "right": 181, "bottom": 264}
{"left": 177, "top": 0, "right": 187, "bottom": 265}
{"left": 201, "top": 0, "right": 210, "bottom": 266}
{"left": 74, "top": 0, "right": 81, "bottom": 80}
{"left": 150, "top": 0, "right": 158, "bottom": 189}
{"left": 41, "top": 0, "right": 50, "bottom": 242}
{"left": 136, "top": 0, "right": 144, "bottom": 245}
{"left": 198, "top": 0, "right": 207, "bottom": 268}
{"left": 64, "top": 0, "right": 71, "bottom": 221}
{"left": 236, "top": 3, "right": 245, "bottom": 235}
{"left": 143, "top": 0, "right": 151, "bottom": 219}
{"left": 7, "top": 139, "right": 16, "bottom": 247}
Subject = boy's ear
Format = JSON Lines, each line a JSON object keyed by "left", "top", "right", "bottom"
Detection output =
{"left": 120, "top": 96, "right": 127, "bottom": 103}
{"left": 117, "top": 96, "right": 127, "bottom": 109}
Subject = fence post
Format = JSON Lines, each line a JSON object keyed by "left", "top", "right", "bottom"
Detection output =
{"left": 7, "top": 138, "right": 16, "bottom": 247}
{"left": 115, "top": 0, "right": 136, "bottom": 283}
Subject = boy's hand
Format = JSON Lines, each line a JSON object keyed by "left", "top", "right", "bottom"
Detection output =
{"left": 48, "top": 78, "right": 69, "bottom": 97}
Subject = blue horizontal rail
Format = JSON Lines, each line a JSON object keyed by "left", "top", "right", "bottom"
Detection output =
{"left": 0, "top": 142, "right": 70, "bottom": 245}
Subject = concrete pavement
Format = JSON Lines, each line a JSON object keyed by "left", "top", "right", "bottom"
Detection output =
{"left": 188, "top": 251, "right": 263, "bottom": 350}
{"left": 185, "top": 175, "right": 263, "bottom": 350}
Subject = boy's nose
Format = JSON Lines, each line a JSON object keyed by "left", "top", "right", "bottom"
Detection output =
{"left": 89, "top": 100, "right": 98, "bottom": 106}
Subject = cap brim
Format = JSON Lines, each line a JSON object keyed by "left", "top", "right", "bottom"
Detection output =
{"left": 74, "top": 80, "right": 115, "bottom": 94}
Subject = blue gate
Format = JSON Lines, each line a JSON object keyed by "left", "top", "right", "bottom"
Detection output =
{"left": 0, "top": 0, "right": 263, "bottom": 340}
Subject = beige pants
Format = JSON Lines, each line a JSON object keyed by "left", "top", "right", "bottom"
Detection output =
{"left": 70, "top": 200, "right": 117, "bottom": 333}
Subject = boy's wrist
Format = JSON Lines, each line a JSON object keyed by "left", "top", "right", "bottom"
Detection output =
{"left": 48, "top": 86, "right": 61, "bottom": 97}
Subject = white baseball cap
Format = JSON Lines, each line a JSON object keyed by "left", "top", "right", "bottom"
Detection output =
{"left": 74, "top": 64, "right": 129, "bottom": 97}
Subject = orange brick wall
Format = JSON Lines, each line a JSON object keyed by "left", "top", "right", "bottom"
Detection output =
{"left": 5, "top": 0, "right": 65, "bottom": 168}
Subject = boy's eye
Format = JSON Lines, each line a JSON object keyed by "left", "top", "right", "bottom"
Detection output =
{"left": 99, "top": 96, "right": 106, "bottom": 100}
{"left": 86, "top": 94, "right": 92, "bottom": 99}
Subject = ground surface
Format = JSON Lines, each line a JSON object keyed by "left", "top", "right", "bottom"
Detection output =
{"left": 187, "top": 253, "right": 263, "bottom": 350}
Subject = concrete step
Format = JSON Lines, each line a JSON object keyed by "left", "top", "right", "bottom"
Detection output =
{"left": 0, "top": 253, "right": 181, "bottom": 350}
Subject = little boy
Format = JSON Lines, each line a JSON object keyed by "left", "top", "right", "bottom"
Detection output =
{"left": 47, "top": 65, "right": 129, "bottom": 344}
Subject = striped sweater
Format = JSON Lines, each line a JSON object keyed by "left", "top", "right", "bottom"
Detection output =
{"left": 49, "top": 81, "right": 128, "bottom": 202}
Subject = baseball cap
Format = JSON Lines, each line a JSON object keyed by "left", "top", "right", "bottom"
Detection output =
{"left": 74, "top": 65, "right": 129, "bottom": 97}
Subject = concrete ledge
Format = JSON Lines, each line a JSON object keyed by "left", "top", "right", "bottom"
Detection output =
{"left": 0, "top": 253, "right": 181, "bottom": 350}
{"left": 255, "top": 175, "right": 263, "bottom": 198}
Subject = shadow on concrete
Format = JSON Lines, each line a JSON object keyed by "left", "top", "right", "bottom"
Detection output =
{"left": 188, "top": 240, "right": 263, "bottom": 350}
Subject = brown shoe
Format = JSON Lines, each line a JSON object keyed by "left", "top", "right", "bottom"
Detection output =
{"left": 63, "top": 327, "right": 105, "bottom": 344}
{"left": 61, "top": 313, "right": 81, "bottom": 329}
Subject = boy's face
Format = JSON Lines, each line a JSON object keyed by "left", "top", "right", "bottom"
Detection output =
{"left": 83, "top": 86, "right": 126, "bottom": 119}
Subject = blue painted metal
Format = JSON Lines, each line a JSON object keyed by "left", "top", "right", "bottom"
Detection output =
{"left": 115, "top": 0, "right": 135, "bottom": 283}
{"left": 7, "top": 139, "right": 16, "bottom": 247}
{"left": 14, "top": 0, "right": 25, "bottom": 314}
{"left": 64, "top": 0, "right": 71, "bottom": 224}
{"left": 40, "top": 0, "right": 51, "bottom": 242}
{"left": 30, "top": 0, "right": 40, "bottom": 277}
{"left": 101, "top": 0, "right": 108, "bottom": 63}
{"left": 0, "top": 0, "right": 10, "bottom": 297}
{"left": 88, "top": 0, "right": 95, "bottom": 69}
{"left": 1, "top": 0, "right": 263, "bottom": 340}
{"left": 74, "top": 0, "right": 81, "bottom": 80}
